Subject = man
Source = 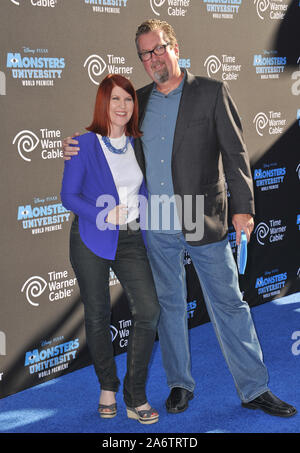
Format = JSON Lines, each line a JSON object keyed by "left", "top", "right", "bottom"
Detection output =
{"left": 63, "top": 19, "right": 296, "bottom": 418}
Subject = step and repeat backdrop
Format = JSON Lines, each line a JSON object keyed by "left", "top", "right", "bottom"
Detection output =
{"left": 1, "top": 0, "right": 299, "bottom": 399}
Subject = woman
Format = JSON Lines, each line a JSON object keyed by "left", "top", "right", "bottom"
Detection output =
{"left": 60, "top": 74, "right": 160, "bottom": 424}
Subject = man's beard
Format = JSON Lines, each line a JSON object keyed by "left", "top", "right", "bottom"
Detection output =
{"left": 152, "top": 62, "right": 169, "bottom": 83}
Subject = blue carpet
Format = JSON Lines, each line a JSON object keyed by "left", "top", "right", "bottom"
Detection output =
{"left": 1, "top": 294, "right": 299, "bottom": 436}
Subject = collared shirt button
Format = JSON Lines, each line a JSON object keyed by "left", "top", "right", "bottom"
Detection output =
{"left": 161, "top": 137, "right": 165, "bottom": 140}
{"left": 160, "top": 182, "right": 164, "bottom": 186}
{"left": 161, "top": 159, "right": 164, "bottom": 163}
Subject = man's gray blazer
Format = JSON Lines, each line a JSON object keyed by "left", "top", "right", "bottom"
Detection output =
{"left": 134, "top": 71, "right": 255, "bottom": 246}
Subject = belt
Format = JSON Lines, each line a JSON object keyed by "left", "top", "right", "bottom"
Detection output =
{"left": 120, "top": 217, "right": 140, "bottom": 233}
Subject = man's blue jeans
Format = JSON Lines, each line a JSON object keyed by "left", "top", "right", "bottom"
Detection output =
{"left": 146, "top": 231, "right": 270, "bottom": 403}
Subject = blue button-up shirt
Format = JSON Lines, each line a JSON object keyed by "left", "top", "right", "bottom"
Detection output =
{"left": 141, "top": 72, "right": 185, "bottom": 233}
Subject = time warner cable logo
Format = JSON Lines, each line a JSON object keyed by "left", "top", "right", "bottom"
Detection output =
{"left": 21, "top": 271, "right": 77, "bottom": 307}
{"left": 254, "top": 0, "right": 288, "bottom": 20}
{"left": 10, "top": 0, "right": 58, "bottom": 7}
{"left": 254, "top": 219, "right": 286, "bottom": 245}
{"left": 296, "top": 163, "right": 300, "bottom": 180}
{"left": 0, "top": 331, "right": 6, "bottom": 356}
{"left": 0, "top": 71, "right": 6, "bottom": 95}
{"left": 84, "top": 53, "right": 133, "bottom": 85}
{"left": 13, "top": 130, "right": 39, "bottom": 162}
{"left": 291, "top": 58, "right": 300, "bottom": 96}
{"left": 13, "top": 128, "right": 63, "bottom": 161}
{"left": 204, "top": 54, "right": 241, "bottom": 81}
{"left": 150, "top": 0, "right": 190, "bottom": 17}
{"left": 253, "top": 111, "right": 286, "bottom": 136}
{"left": 21, "top": 276, "right": 47, "bottom": 307}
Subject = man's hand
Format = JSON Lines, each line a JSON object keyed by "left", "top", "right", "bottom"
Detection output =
{"left": 232, "top": 214, "right": 254, "bottom": 245}
{"left": 62, "top": 132, "right": 80, "bottom": 160}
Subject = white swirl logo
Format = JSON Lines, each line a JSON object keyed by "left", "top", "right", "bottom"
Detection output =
{"left": 255, "top": 222, "right": 270, "bottom": 245}
{"left": 21, "top": 276, "right": 47, "bottom": 307}
{"left": 150, "top": 0, "right": 166, "bottom": 16}
{"left": 204, "top": 55, "right": 221, "bottom": 78}
{"left": 84, "top": 55, "right": 107, "bottom": 85}
{"left": 0, "top": 71, "right": 6, "bottom": 96}
{"left": 253, "top": 112, "right": 268, "bottom": 136}
{"left": 110, "top": 325, "right": 118, "bottom": 342}
{"left": 296, "top": 163, "right": 300, "bottom": 180}
{"left": 12, "top": 130, "right": 39, "bottom": 162}
{"left": 10, "top": 0, "right": 20, "bottom": 5}
{"left": 254, "top": 0, "right": 270, "bottom": 20}
{"left": 0, "top": 331, "right": 6, "bottom": 356}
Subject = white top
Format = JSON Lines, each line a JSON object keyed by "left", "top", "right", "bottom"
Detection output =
{"left": 97, "top": 134, "right": 143, "bottom": 224}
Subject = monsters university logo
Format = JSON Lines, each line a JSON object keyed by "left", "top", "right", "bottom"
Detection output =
{"left": 203, "top": 0, "right": 242, "bottom": 19}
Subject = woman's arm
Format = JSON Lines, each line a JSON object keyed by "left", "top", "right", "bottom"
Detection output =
{"left": 60, "top": 138, "right": 102, "bottom": 225}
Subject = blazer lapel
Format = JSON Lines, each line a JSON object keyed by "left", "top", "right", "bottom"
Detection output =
{"left": 172, "top": 71, "right": 197, "bottom": 157}
{"left": 94, "top": 133, "right": 119, "bottom": 203}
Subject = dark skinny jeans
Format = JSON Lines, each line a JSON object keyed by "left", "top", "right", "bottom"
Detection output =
{"left": 69, "top": 217, "right": 160, "bottom": 407}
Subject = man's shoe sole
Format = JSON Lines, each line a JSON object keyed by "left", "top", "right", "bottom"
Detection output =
{"left": 242, "top": 401, "right": 297, "bottom": 418}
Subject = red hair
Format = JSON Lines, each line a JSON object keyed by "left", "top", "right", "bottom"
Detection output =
{"left": 86, "top": 74, "right": 142, "bottom": 138}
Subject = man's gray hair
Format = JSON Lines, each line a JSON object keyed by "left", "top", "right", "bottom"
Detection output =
{"left": 135, "top": 19, "right": 178, "bottom": 52}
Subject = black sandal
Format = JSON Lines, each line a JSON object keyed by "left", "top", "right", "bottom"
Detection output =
{"left": 126, "top": 406, "right": 159, "bottom": 424}
{"left": 98, "top": 402, "right": 117, "bottom": 419}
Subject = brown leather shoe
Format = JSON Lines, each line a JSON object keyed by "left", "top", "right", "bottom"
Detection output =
{"left": 242, "top": 391, "right": 297, "bottom": 417}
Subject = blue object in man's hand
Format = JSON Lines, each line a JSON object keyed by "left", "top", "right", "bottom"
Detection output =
{"left": 237, "top": 230, "right": 247, "bottom": 274}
